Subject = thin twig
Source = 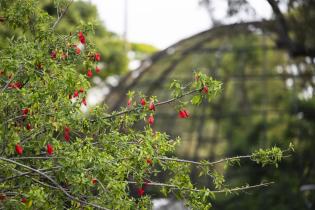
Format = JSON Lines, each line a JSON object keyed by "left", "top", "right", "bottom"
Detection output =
{"left": 1, "top": 166, "right": 61, "bottom": 182}
{"left": 52, "top": 0, "right": 74, "bottom": 30}
{"left": 125, "top": 180, "right": 274, "bottom": 193}
{"left": 158, "top": 155, "right": 251, "bottom": 166}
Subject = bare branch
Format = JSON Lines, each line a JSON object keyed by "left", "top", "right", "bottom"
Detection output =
{"left": 52, "top": 0, "right": 74, "bottom": 31}
{"left": 126, "top": 180, "right": 274, "bottom": 193}
{"left": 158, "top": 155, "right": 250, "bottom": 166}
{"left": 266, "top": 0, "right": 291, "bottom": 48}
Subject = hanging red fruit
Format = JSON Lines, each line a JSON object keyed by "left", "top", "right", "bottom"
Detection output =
{"left": 178, "top": 109, "right": 189, "bottom": 119}
{"left": 87, "top": 69, "right": 93, "bottom": 78}
{"left": 15, "top": 144, "right": 23, "bottom": 155}
{"left": 78, "top": 31, "right": 86, "bottom": 45}
{"left": 140, "top": 98, "right": 146, "bottom": 106}
{"left": 95, "top": 52, "right": 101, "bottom": 61}
{"left": 137, "top": 188, "right": 145, "bottom": 197}
{"left": 149, "top": 102, "right": 156, "bottom": 111}
{"left": 202, "top": 86, "right": 208, "bottom": 94}
{"left": 148, "top": 115, "right": 154, "bottom": 125}
{"left": 47, "top": 144, "right": 53, "bottom": 155}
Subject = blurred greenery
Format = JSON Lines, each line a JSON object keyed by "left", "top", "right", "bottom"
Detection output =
{"left": 107, "top": 20, "right": 315, "bottom": 210}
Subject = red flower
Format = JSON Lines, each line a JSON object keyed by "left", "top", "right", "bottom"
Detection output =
{"left": 22, "top": 108, "right": 29, "bottom": 116}
{"left": 78, "top": 31, "right": 86, "bottom": 45}
{"left": 92, "top": 178, "right": 97, "bottom": 184}
{"left": 87, "top": 69, "right": 93, "bottom": 78}
{"left": 137, "top": 188, "right": 145, "bottom": 197}
{"left": 47, "top": 144, "right": 53, "bottom": 155}
{"left": 21, "top": 197, "right": 27, "bottom": 203}
{"left": 127, "top": 99, "right": 132, "bottom": 106}
{"left": 146, "top": 158, "right": 153, "bottom": 165}
{"left": 178, "top": 109, "right": 189, "bottom": 119}
{"left": 50, "top": 50, "right": 57, "bottom": 59}
{"left": 95, "top": 66, "right": 101, "bottom": 73}
{"left": 148, "top": 115, "right": 154, "bottom": 125}
{"left": 95, "top": 53, "right": 101, "bottom": 61}
{"left": 149, "top": 102, "right": 155, "bottom": 111}
{"left": 26, "top": 123, "right": 31, "bottom": 130}
{"left": 202, "top": 86, "right": 208, "bottom": 94}
{"left": 75, "top": 47, "right": 81, "bottom": 55}
{"left": 73, "top": 90, "right": 79, "bottom": 98}
{"left": 82, "top": 98, "right": 87, "bottom": 106}
{"left": 140, "top": 98, "right": 146, "bottom": 106}
{"left": 15, "top": 144, "right": 23, "bottom": 155}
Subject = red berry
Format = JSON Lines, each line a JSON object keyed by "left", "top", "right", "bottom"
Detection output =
{"left": 73, "top": 90, "right": 79, "bottom": 98}
{"left": 202, "top": 86, "right": 208, "bottom": 94}
{"left": 47, "top": 144, "right": 53, "bottom": 155}
{"left": 15, "top": 144, "right": 23, "bottom": 155}
{"left": 82, "top": 98, "right": 87, "bottom": 106}
{"left": 21, "top": 197, "right": 27, "bottom": 203}
{"left": 178, "top": 109, "right": 189, "bottom": 119}
{"left": 64, "top": 127, "right": 70, "bottom": 142}
{"left": 79, "top": 88, "right": 84, "bottom": 93}
{"left": 148, "top": 115, "right": 154, "bottom": 125}
{"left": 75, "top": 47, "right": 81, "bottom": 55}
{"left": 94, "top": 53, "right": 101, "bottom": 61}
{"left": 149, "top": 102, "right": 155, "bottom": 111}
{"left": 127, "top": 99, "right": 132, "bottom": 106}
{"left": 26, "top": 123, "right": 31, "bottom": 130}
{"left": 78, "top": 32, "right": 86, "bottom": 45}
{"left": 92, "top": 178, "right": 97, "bottom": 184}
{"left": 22, "top": 108, "right": 29, "bottom": 116}
{"left": 137, "top": 188, "right": 145, "bottom": 197}
{"left": 50, "top": 50, "right": 57, "bottom": 59}
{"left": 87, "top": 69, "right": 93, "bottom": 78}
{"left": 95, "top": 66, "right": 101, "bottom": 73}
{"left": 64, "top": 133, "right": 70, "bottom": 142}
{"left": 140, "top": 98, "right": 146, "bottom": 106}
{"left": 146, "top": 158, "right": 153, "bottom": 165}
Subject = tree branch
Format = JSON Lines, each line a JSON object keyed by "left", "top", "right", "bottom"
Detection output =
{"left": 0, "top": 157, "right": 110, "bottom": 210}
{"left": 52, "top": 0, "right": 74, "bottom": 31}
{"left": 126, "top": 180, "right": 274, "bottom": 193}
{"left": 266, "top": 0, "right": 291, "bottom": 48}
{"left": 158, "top": 155, "right": 251, "bottom": 166}
{"left": 103, "top": 89, "right": 200, "bottom": 120}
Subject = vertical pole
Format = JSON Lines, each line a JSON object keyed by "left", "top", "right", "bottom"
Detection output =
{"left": 123, "top": 0, "right": 128, "bottom": 52}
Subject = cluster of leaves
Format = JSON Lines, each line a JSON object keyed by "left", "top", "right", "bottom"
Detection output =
{"left": 0, "top": 1, "right": 292, "bottom": 209}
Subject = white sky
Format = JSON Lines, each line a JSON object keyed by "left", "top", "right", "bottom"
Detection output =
{"left": 87, "top": 0, "right": 272, "bottom": 49}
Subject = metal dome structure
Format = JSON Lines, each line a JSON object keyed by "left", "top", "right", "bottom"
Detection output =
{"left": 105, "top": 21, "right": 315, "bottom": 209}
